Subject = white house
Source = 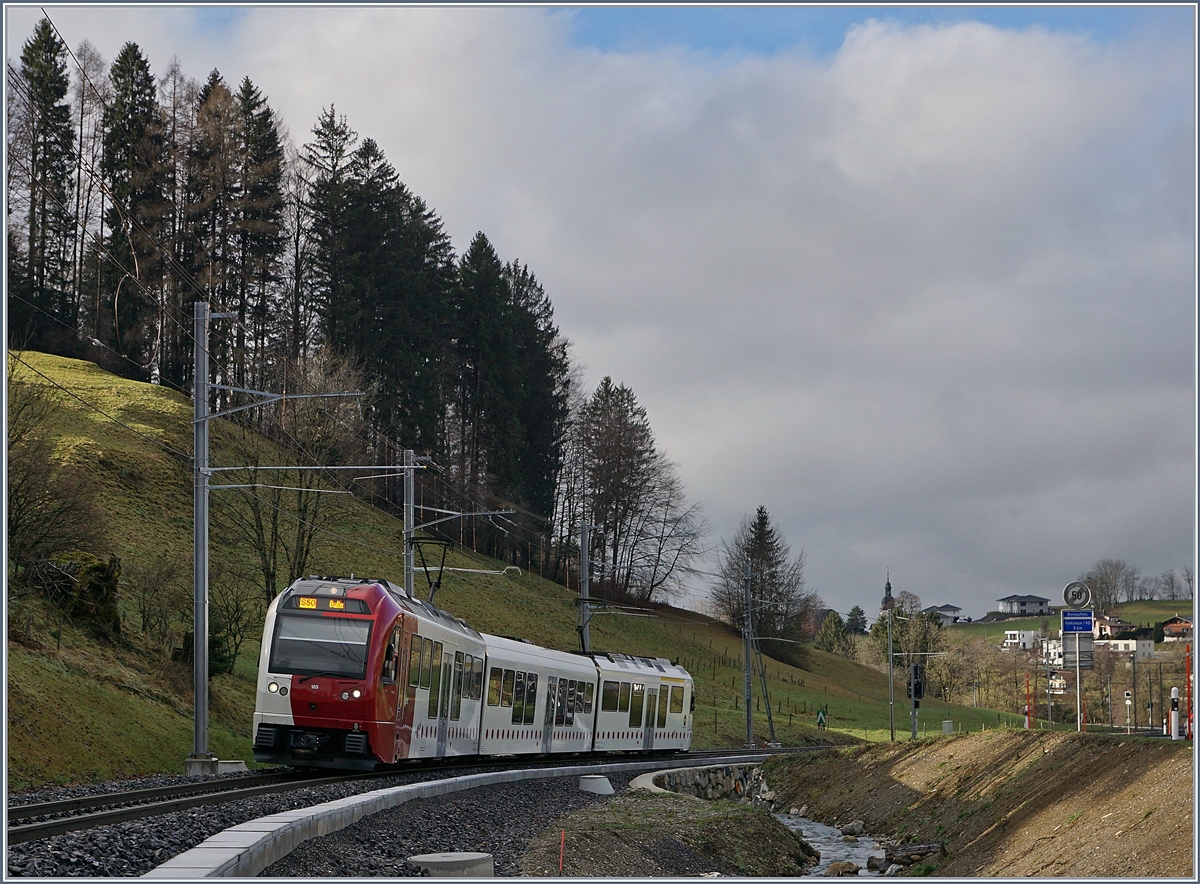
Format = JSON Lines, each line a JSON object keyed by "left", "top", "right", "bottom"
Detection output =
{"left": 923, "top": 604, "right": 964, "bottom": 627}
{"left": 997, "top": 595, "right": 1050, "bottom": 616}
{"left": 1095, "top": 638, "right": 1155, "bottom": 661}
{"left": 1003, "top": 630, "right": 1042, "bottom": 651}
{"left": 1041, "top": 638, "right": 1065, "bottom": 667}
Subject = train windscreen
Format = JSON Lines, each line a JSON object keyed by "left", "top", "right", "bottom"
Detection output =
{"left": 270, "top": 614, "right": 372, "bottom": 678}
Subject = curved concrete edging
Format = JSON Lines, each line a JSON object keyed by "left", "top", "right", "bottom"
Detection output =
{"left": 143, "top": 754, "right": 770, "bottom": 878}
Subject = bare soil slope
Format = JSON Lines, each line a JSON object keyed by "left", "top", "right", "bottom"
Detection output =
{"left": 766, "top": 730, "right": 1194, "bottom": 877}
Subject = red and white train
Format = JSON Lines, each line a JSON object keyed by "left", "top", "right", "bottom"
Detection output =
{"left": 252, "top": 576, "right": 694, "bottom": 769}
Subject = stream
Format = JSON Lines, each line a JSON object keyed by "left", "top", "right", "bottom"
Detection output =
{"left": 775, "top": 814, "right": 887, "bottom": 876}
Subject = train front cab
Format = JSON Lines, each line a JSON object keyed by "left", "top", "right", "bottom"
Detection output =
{"left": 592, "top": 654, "right": 693, "bottom": 753}
{"left": 253, "top": 578, "right": 404, "bottom": 770}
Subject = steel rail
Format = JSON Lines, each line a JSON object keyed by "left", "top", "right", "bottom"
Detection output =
{"left": 7, "top": 771, "right": 319, "bottom": 823}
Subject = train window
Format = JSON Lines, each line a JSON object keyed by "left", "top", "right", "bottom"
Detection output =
{"left": 451, "top": 652, "right": 465, "bottom": 721}
{"left": 523, "top": 674, "right": 538, "bottom": 725}
{"left": 618, "top": 681, "right": 631, "bottom": 712}
{"left": 670, "top": 686, "right": 684, "bottom": 714}
{"left": 381, "top": 629, "right": 401, "bottom": 685}
{"left": 269, "top": 614, "right": 371, "bottom": 679}
{"left": 583, "top": 682, "right": 594, "bottom": 714}
{"left": 408, "top": 635, "right": 424, "bottom": 688}
{"left": 441, "top": 662, "right": 452, "bottom": 717}
{"left": 628, "top": 683, "right": 645, "bottom": 728}
{"left": 420, "top": 637, "right": 434, "bottom": 689}
{"left": 565, "top": 681, "right": 576, "bottom": 726}
{"left": 657, "top": 690, "right": 668, "bottom": 727}
{"left": 555, "top": 679, "right": 567, "bottom": 726}
{"left": 462, "top": 654, "right": 473, "bottom": 699}
{"left": 472, "top": 657, "right": 485, "bottom": 700}
{"left": 427, "top": 642, "right": 443, "bottom": 718}
{"left": 544, "top": 677, "right": 557, "bottom": 727}
{"left": 501, "top": 669, "right": 516, "bottom": 707}
{"left": 487, "top": 667, "right": 502, "bottom": 706}
{"left": 601, "top": 680, "right": 619, "bottom": 712}
{"left": 511, "top": 672, "right": 526, "bottom": 723}
{"left": 573, "top": 681, "right": 585, "bottom": 714}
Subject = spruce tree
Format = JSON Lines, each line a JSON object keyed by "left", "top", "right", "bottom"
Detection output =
{"left": 712, "top": 506, "right": 819, "bottom": 642}
{"left": 14, "top": 17, "right": 76, "bottom": 352}
{"left": 846, "top": 605, "right": 868, "bottom": 635}
{"left": 99, "top": 42, "right": 165, "bottom": 379}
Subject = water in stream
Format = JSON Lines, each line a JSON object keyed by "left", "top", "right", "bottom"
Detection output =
{"left": 775, "top": 814, "right": 887, "bottom": 876}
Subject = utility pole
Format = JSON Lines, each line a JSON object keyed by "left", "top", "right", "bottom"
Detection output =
{"left": 743, "top": 562, "right": 754, "bottom": 748}
{"left": 404, "top": 449, "right": 415, "bottom": 598}
{"left": 578, "top": 522, "right": 591, "bottom": 653}
{"left": 909, "top": 662, "right": 921, "bottom": 740}
{"left": 189, "top": 301, "right": 361, "bottom": 775}
{"left": 190, "top": 300, "right": 214, "bottom": 771}
{"left": 881, "top": 572, "right": 896, "bottom": 741}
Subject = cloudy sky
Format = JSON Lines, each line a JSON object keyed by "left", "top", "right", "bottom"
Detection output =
{"left": 6, "top": 4, "right": 1195, "bottom": 621}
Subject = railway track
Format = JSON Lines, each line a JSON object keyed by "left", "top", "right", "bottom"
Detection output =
{"left": 6, "top": 746, "right": 812, "bottom": 844}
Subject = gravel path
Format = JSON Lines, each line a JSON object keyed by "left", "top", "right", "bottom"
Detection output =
{"left": 7, "top": 765, "right": 604, "bottom": 878}
{"left": 261, "top": 772, "right": 640, "bottom": 877}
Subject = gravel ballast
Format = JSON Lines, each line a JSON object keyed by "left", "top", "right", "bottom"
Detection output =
{"left": 5, "top": 768, "right": 638, "bottom": 878}
{"left": 260, "top": 772, "right": 640, "bottom": 877}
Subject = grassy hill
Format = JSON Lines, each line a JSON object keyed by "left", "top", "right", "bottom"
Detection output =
{"left": 6, "top": 351, "right": 1026, "bottom": 790}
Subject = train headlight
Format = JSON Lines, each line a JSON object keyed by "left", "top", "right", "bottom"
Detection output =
{"left": 340, "top": 691, "right": 350, "bottom": 700}
{"left": 268, "top": 682, "right": 279, "bottom": 693}
{"left": 352, "top": 689, "right": 362, "bottom": 699}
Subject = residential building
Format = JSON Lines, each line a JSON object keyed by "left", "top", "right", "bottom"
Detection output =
{"left": 1003, "top": 630, "right": 1042, "bottom": 651}
{"left": 996, "top": 594, "right": 1050, "bottom": 616}
{"left": 1041, "top": 638, "right": 1064, "bottom": 668}
{"left": 1094, "top": 638, "right": 1155, "bottom": 661}
{"left": 1160, "top": 615, "right": 1193, "bottom": 642}
{"left": 1093, "top": 613, "right": 1135, "bottom": 639}
{"left": 922, "top": 604, "right": 964, "bottom": 627}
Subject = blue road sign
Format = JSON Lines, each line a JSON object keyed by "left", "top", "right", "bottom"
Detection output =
{"left": 1061, "top": 610, "right": 1093, "bottom": 633}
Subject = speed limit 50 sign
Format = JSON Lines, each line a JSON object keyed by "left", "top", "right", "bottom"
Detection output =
{"left": 1063, "top": 581, "right": 1091, "bottom": 609}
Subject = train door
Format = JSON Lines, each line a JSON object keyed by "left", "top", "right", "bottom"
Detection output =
{"left": 435, "top": 647, "right": 452, "bottom": 758}
{"left": 643, "top": 688, "right": 657, "bottom": 750}
{"left": 542, "top": 676, "right": 556, "bottom": 751}
{"left": 379, "top": 625, "right": 403, "bottom": 762}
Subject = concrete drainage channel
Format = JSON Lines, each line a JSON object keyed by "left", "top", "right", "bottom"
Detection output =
{"left": 142, "top": 755, "right": 769, "bottom": 878}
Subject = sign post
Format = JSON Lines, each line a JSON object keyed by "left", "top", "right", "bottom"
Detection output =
{"left": 1061, "top": 608, "right": 1093, "bottom": 732}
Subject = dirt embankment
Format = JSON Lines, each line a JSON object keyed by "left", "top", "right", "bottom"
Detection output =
{"left": 765, "top": 730, "right": 1194, "bottom": 877}
{"left": 519, "top": 731, "right": 1192, "bottom": 877}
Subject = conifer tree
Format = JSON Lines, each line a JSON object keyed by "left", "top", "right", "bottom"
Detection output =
{"left": 99, "top": 41, "right": 165, "bottom": 379}
{"left": 814, "top": 610, "right": 855, "bottom": 657}
{"left": 11, "top": 18, "right": 76, "bottom": 352}
{"left": 712, "top": 506, "right": 819, "bottom": 641}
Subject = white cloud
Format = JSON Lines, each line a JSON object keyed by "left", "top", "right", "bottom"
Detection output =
{"left": 7, "top": 7, "right": 1193, "bottom": 618}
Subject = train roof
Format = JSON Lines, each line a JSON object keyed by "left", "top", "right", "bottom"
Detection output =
{"left": 479, "top": 633, "right": 597, "bottom": 671}
{"left": 285, "top": 576, "right": 482, "bottom": 642}
{"left": 587, "top": 651, "right": 691, "bottom": 681}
